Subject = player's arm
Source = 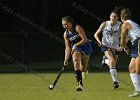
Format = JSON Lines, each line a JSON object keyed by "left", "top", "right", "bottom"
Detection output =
{"left": 119, "top": 23, "right": 129, "bottom": 46}
{"left": 120, "top": 22, "right": 130, "bottom": 48}
{"left": 74, "top": 25, "right": 88, "bottom": 47}
{"left": 119, "top": 23, "right": 122, "bottom": 38}
{"left": 120, "top": 22, "right": 131, "bottom": 54}
{"left": 64, "top": 32, "right": 71, "bottom": 66}
{"left": 94, "top": 22, "right": 106, "bottom": 46}
{"left": 117, "top": 23, "right": 124, "bottom": 51}
{"left": 71, "top": 25, "right": 88, "bottom": 54}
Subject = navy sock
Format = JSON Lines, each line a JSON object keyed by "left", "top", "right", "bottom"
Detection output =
{"left": 75, "top": 70, "right": 83, "bottom": 86}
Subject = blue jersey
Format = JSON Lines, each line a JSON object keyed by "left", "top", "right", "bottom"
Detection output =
{"left": 65, "top": 25, "right": 93, "bottom": 55}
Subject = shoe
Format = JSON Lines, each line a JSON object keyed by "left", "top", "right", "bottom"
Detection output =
{"left": 129, "top": 91, "right": 140, "bottom": 97}
{"left": 82, "top": 70, "right": 88, "bottom": 79}
{"left": 113, "top": 82, "right": 119, "bottom": 89}
{"left": 101, "top": 56, "right": 108, "bottom": 67}
{"left": 76, "top": 83, "right": 83, "bottom": 91}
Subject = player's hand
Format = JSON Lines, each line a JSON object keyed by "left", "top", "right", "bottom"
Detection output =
{"left": 98, "top": 43, "right": 103, "bottom": 47}
{"left": 124, "top": 47, "right": 130, "bottom": 55}
{"left": 64, "top": 60, "right": 68, "bottom": 66}
{"left": 71, "top": 45, "right": 77, "bottom": 54}
{"left": 117, "top": 47, "right": 123, "bottom": 52}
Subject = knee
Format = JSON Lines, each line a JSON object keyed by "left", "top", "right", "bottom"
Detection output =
{"left": 109, "top": 59, "right": 116, "bottom": 65}
{"left": 73, "top": 59, "right": 80, "bottom": 68}
{"left": 73, "top": 58, "right": 78, "bottom": 64}
{"left": 128, "top": 66, "right": 135, "bottom": 73}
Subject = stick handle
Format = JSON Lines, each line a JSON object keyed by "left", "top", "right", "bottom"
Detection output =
{"left": 53, "top": 65, "right": 66, "bottom": 87}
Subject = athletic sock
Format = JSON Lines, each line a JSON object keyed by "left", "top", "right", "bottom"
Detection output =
{"left": 75, "top": 70, "right": 83, "bottom": 86}
{"left": 110, "top": 68, "right": 118, "bottom": 82}
{"left": 130, "top": 73, "right": 140, "bottom": 92}
{"left": 138, "top": 74, "right": 140, "bottom": 82}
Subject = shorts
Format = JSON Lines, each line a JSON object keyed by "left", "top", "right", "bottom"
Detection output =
{"left": 101, "top": 46, "right": 120, "bottom": 55}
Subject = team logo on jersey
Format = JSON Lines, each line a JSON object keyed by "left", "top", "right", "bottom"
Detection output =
{"left": 69, "top": 34, "right": 80, "bottom": 41}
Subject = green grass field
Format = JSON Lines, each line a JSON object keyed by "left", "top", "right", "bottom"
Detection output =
{"left": 0, "top": 71, "right": 139, "bottom": 100}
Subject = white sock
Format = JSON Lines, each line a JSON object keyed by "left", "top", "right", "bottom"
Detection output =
{"left": 110, "top": 68, "right": 118, "bottom": 82}
{"left": 139, "top": 74, "right": 140, "bottom": 81}
{"left": 105, "top": 59, "right": 109, "bottom": 65}
{"left": 130, "top": 73, "right": 140, "bottom": 92}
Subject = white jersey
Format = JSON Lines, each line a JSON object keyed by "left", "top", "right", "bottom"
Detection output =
{"left": 125, "top": 20, "right": 140, "bottom": 43}
{"left": 102, "top": 21, "right": 121, "bottom": 49}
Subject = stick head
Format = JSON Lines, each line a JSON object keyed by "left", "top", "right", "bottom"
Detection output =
{"left": 48, "top": 84, "right": 54, "bottom": 90}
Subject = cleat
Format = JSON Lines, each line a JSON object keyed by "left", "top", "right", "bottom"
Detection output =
{"left": 129, "top": 91, "right": 140, "bottom": 97}
{"left": 113, "top": 82, "right": 119, "bottom": 89}
{"left": 82, "top": 70, "right": 88, "bottom": 79}
{"left": 76, "top": 84, "right": 83, "bottom": 91}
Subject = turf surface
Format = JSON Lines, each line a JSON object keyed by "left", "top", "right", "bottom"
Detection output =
{"left": 0, "top": 72, "right": 139, "bottom": 100}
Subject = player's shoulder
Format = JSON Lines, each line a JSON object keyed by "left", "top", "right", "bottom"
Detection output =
{"left": 63, "top": 30, "right": 66, "bottom": 34}
{"left": 75, "top": 24, "right": 82, "bottom": 28}
{"left": 122, "top": 21, "right": 130, "bottom": 29}
{"left": 75, "top": 24, "right": 83, "bottom": 31}
{"left": 63, "top": 30, "right": 67, "bottom": 37}
{"left": 100, "top": 21, "right": 107, "bottom": 28}
{"left": 102, "top": 21, "right": 109, "bottom": 25}
{"left": 124, "top": 20, "right": 133, "bottom": 26}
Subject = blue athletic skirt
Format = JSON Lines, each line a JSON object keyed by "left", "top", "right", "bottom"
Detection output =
{"left": 76, "top": 41, "right": 93, "bottom": 55}
{"left": 130, "top": 38, "right": 140, "bottom": 58}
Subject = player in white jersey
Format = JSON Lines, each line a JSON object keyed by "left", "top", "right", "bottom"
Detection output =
{"left": 120, "top": 8, "right": 140, "bottom": 97}
{"left": 94, "top": 9, "right": 122, "bottom": 89}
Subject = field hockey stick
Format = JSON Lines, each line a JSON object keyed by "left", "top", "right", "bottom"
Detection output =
{"left": 48, "top": 65, "right": 66, "bottom": 90}
{"left": 48, "top": 56, "right": 71, "bottom": 90}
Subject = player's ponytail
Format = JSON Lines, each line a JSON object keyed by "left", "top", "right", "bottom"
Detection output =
{"left": 120, "top": 8, "right": 132, "bottom": 20}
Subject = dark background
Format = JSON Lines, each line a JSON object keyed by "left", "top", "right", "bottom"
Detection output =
{"left": 0, "top": 0, "right": 140, "bottom": 32}
{"left": 0, "top": 0, "right": 139, "bottom": 72}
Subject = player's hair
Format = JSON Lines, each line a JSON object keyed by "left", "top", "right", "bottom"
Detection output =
{"left": 111, "top": 8, "right": 120, "bottom": 17}
{"left": 62, "top": 16, "right": 74, "bottom": 23}
{"left": 120, "top": 8, "right": 132, "bottom": 20}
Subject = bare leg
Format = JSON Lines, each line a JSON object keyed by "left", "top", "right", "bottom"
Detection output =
{"left": 129, "top": 57, "right": 140, "bottom": 97}
{"left": 80, "top": 53, "right": 90, "bottom": 79}
{"left": 72, "top": 51, "right": 83, "bottom": 91}
{"left": 104, "top": 49, "right": 119, "bottom": 88}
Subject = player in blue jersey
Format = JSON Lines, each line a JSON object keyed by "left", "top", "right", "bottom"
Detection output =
{"left": 120, "top": 8, "right": 140, "bottom": 97}
{"left": 62, "top": 16, "right": 93, "bottom": 91}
